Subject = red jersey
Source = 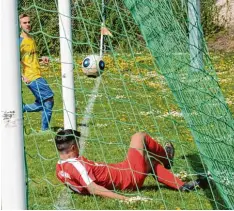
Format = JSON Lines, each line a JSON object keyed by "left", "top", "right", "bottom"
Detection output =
{"left": 56, "top": 149, "right": 147, "bottom": 194}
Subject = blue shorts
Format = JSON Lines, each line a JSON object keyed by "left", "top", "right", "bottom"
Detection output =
{"left": 27, "top": 77, "right": 54, "bottom": 102}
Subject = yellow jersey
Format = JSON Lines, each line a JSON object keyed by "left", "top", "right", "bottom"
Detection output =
{"left": 20, "top": 36, "right": 41, "bottom": 81}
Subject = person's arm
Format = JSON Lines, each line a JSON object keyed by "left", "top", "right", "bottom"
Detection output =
{"left": 39, "top": 56, "right": 49, "bottom": 65}
{"left": 87, "top": 181, "right": 128, "bottom": 200}
{"left": 21, "top": 75, "right": 31, "bottom": 84}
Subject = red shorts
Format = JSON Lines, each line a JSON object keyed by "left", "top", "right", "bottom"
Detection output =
{"left": 108, "top": 148, "right": 148, "bottom": 190}
{"left": 124, "top": 148, "right": 148, "bottom": 189}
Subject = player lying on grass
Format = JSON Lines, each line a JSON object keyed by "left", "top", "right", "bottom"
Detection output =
{"left": 55, "top": 129, "right": 205, "bottom": 201}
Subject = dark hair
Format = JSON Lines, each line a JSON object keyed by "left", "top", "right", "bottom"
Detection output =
{"left": 55, "top": 129, "right": 80, "bottom": 152}
{"left": 19, "top": 14, "right": 30, "bottom": 20}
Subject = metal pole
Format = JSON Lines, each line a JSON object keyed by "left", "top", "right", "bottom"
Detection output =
{"left": 58, "top": 0, "right": 76, "bottom": 130}
{"left": 1, "top": 0, "right": 27, "bottom": 209}
{"left": 188, "top": 0, "right": 203, "bottom": 71}
{"left": 99, "top": 0, "right": 105, "bottom": 57}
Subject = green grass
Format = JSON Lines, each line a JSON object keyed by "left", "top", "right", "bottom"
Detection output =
{"left": 23, "top": 52, "right": 234, "bottom": 210}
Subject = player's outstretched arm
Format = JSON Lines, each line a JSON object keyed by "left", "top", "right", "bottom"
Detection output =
{"left": 21, "top": 75, "right": 31, "bottom": 84}
{"left": 87, "top": 181, "right": 128, "bottom": 200}
{"left": 39, "top": 56, "right": 49, "bottom": 65}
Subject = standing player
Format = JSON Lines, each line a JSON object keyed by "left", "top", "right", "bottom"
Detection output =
{"left": 55, "top": 129, "right": 203, "bottom": 201}
{"left": 19, "top": 14, "right": 54, "bottom": 131}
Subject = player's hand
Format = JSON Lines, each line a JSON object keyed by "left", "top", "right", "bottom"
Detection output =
{"left": 121, "top": 196, "right": 152, "bottom": 204}
{"left": 40, "top": 56, "right": 50, "bottom": 65}
{"left": 22, "top": 76, "right": 31, "bottom": 84}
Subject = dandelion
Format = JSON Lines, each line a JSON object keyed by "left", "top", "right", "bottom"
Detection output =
{"left": 160, "top": 111, "right": 183, "bottom": 118}
{"left": 96, "top": 123, "right": 108, "bottom": 128}
{"left": 139, "top": 111, "right": 154, "bottom": 116}
{"left": 116, "top": 95, "right": 126, "bottom": 99}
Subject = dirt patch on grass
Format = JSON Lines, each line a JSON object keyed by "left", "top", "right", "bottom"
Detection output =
{"left": 207, "top": 28, "right": 234, "bottom": 52}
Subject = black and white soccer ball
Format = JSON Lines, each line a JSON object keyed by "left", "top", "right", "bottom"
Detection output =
{"left": 82, "top": 55, "right": 105, "bottom": 77}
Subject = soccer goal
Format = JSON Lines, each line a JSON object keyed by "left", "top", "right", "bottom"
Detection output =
{"left": 2, "top": 0, "right": 234, "bottom": 209}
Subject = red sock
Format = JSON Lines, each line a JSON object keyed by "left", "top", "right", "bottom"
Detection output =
{"left": 154, "top": 162, "right": 184, "bottom": 189}
{"left": 144, "top": 134, "right": 169, "bottom": 166}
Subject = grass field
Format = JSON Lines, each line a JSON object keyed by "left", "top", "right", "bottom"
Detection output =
{"left": 22, "top": 51, "right": 234, "bottom": 210}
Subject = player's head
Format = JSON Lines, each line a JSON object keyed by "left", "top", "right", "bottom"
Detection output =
{"left": 19, "top": 14, "right": 31, "bottom": 33}
{"left": 55, "top": 129, "right": 81, "bottom": 156}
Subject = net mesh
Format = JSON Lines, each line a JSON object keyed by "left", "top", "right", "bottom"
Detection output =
{"left": 19, "top": 0, "right": 234, "bottom": 209}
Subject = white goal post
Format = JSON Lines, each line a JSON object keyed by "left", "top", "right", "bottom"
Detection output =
{"left": 58, "top": 0, "right": 77, "bottom": 130}
{"left": 188, "top": 0, "right": 203, "bottom": 71}
{"left": 1, "top": 0, "right": 27, "bottom": 209}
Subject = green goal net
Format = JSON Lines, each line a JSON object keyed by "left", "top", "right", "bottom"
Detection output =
{"left": 19, "top": 0, "right": 234, "bottom": 209}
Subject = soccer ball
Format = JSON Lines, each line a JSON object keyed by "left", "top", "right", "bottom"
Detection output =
{"left": 82, "top": 54, "right": 105, "bottom": 77}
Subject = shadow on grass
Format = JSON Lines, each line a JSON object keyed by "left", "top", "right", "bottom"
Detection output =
{"left": 184, "top": 153, "right": 228, "bottom": 210}
{"left": 140, "top": 184, "right": 180, "bottom": 192}
{"left": 140, "top": 185, "right": 159, "bottom": 192}
{"left": 51, "top": 124, "right": 89, "bottom": 132}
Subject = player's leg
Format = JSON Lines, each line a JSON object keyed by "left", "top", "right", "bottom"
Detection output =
{"left": 23, "top": 101, "right": 43, "bottom": 113}
{"left": 153, "top": 161, "right": 184, "bottom": 189}
{"left": 153, "top": 161, "right": 206, "bottom": 191}
{"left": 144, "top": 134, "right": 171, "bottom": 167}
{"left": 41, "top": 98, "right": 54, "bottom": 130}
{"left": 129, "top": 132, "right": 150, "bottom": 164}
{"left": 129, "top": 132, "right": 145, "bottom": 154}
{"left": 127, "top": 132, "right": 149, "bottom": 188}
{"left": 23, "top": 80, "right": 44, "bottom": 113}
{"left": 130, "top": 133, "right": 205, "bottom": 191}
{"left": 128, "top": 132, "right": 189, "bottom": 191}
{"left": 129, "top": 132, "right": 172, "bottom": 169}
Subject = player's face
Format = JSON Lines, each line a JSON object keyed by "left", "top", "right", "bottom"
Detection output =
{"left": 20, "top": 16, "right": 31, "bottom": 33}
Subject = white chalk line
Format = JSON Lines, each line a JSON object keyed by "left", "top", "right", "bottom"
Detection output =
{"left": 79, "top": 76, "right": 102, "bottom": 155}
{"left": 55, "top": 76, "right": 102, "bottom": 209}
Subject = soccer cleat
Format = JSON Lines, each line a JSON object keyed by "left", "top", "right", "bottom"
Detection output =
{"left": 164, "top": 142, "right": 175, "bottom": 169}
{"left": 179, "top": 180, "right": 200, "bottom": 191}
{"left": 197, "top": 175, "right": 209, "bottom": 189}
{"left": 179, "top": 177, "right": 208, "bottom": 191}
